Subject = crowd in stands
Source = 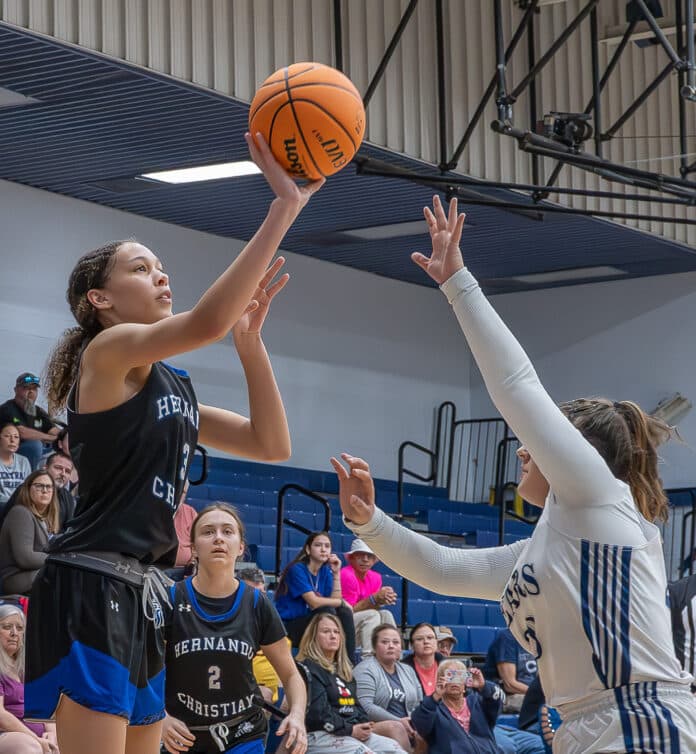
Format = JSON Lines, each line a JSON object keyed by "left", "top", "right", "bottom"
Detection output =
{"left": 0, "top": 366, "right": 694, "bottom": 754}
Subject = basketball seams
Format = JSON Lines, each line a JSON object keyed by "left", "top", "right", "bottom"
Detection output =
{"left": 266, "top": 100, "right": 291, "bottom": 154}
{"left": 249, "top": 62, "right": 365, "bottom": 180}
{"left": 283, "top": 66, "right": 325, "bottom": 179}
{"left": 257, "top": 63, "right": 318, "bottom": 87}
{"left": 249, "top": 82, "right": 363, "bottom": 130}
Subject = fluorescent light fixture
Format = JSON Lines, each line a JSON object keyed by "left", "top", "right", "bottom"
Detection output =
{"left": 141, "top": 161, "right": 261, "bottom": 184}
{"left": 343, "top": 219, "right": 469, "bottom": 241}
{"left": 508, "top": 265, "right": 628, "bottom": 285}
{"left": 0, "top": 86, "right": 40, "bottom": 109}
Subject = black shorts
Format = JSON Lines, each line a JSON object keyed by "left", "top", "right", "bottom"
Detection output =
{"left": 25, "top": 556, "right": 167, "bottom": 725}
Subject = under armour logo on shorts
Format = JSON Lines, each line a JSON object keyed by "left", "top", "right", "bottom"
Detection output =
{"left": 178, "top": 602, "right": 192, "bottom": 612}
{"left": 110, "top": 600, "right": 119, "bottom": 612}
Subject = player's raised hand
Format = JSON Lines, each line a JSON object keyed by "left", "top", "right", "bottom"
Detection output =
{"left": 246, "top": 132, "right": 325, "bottom": 212}
{"left": 233, "top": 256, "right": 289, "bottom": 339}
{"left": 411, "top": 195, "right": 466, "bottom": 285}
{"left": 330, "top": 454, "right": 376, "bottom": 526}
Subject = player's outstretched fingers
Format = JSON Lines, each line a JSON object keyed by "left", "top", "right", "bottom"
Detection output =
{"left": 340, "top": 453, "right": 370, "bottom": 472}
{"left": 330, "top": 456, "right": 350, "bottom": 480}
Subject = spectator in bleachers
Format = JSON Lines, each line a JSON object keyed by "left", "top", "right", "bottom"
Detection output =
{"left": 0, "top": 374, "right": 60, "bottom": 471}
{"left": 240, "top": 566, "right": 287, "bottom": 705}
{"left": 483, "top": 628, "right": 538, "bottom": 713}
{"left": 341, "top": 539, "right": 397, "bottom": 658}
{"left": 0, "top": 453, "right": 75, "bottom": 535}
{"left": 411, "top": 659, "right": 501, "bottom": 754}
{"left": 50, "top": 429, "right": 78, "bottom": 489}
{"left": 402, "top": 623, "right": 444, "bottom": 697}
{"left": 0, "top": 424, "right": 30, "bottom": 509}
{"left": 435, "top": 627, "right": 457, "bottom": 658}
{"left": 171, "top": 480, "right": 197, "bottom": 574}
{"left": 668, "top": 571, "right": 696, "bottom": 690}
{"left": 43, "top": 453, "right": 76, "bottom": 527}
{"left": 0, "top": 603, "right": 59, "bottom": 753}
{"left": 297, "top": 613, "right": 407, "bottom": 754}
{"left": 0, "top": 471, "right": 60, "bottom": 595}
{"left": 354, "top": 625, "right": 424, "bottom": 754}
{"left": 274, "top": 532, "right": 356, "bottom": 661}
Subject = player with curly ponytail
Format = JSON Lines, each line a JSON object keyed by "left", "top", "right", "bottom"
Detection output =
{"left": 44, "top": 242, "right": 123, "bottom": 415}
{"left": 26, "top": 134, "right": 322, "bottom": 754}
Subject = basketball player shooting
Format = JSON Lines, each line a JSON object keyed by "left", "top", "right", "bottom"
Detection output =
{"left": 23, "top": 134, "right": 322, "bottom": 754}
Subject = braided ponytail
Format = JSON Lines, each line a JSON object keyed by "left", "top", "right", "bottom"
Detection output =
{"left": 44, "top": 241, "right": 126, "bottom": 414}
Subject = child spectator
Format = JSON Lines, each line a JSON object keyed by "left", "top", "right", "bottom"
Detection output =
{"left": 274, "top": 532, "right": 356, "bottom": 661}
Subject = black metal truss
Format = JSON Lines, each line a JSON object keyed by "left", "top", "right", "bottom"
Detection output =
{"left": 334, "top": 0, "right": 696, "bottom": 224}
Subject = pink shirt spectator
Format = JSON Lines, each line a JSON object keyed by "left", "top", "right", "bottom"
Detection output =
{"left": 340, "top": 564, "right": 382, "bottom": 607}
{"left": 174, "top": 501, "right": 197, "bottom": 567}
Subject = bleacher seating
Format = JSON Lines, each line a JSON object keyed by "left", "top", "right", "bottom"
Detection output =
{"left": 186, "top": 454, "right": 528, "bottom": 654}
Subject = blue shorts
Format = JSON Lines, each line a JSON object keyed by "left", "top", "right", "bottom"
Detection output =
{"left": 25, "top": 558, "right": 166, "bottom": 725}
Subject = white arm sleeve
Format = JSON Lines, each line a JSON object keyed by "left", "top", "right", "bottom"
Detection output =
{"left": 441, "top": 268, "right": 624, "bottom": 509}
{"left": 346, "top": 508, "right": 528, "bottom": 601}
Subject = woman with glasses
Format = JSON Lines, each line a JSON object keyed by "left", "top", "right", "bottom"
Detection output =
{"left": 0, "top": 423, "right": 30, "bottom": 509}
{"left": 401, "top": 624, "right": 444, "bottom": 698}
{"left": 0, "top": 470, "right": 59, "bottom": 595}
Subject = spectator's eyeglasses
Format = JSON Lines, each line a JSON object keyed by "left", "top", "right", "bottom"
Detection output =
{"left": 31, "top": 483, "right": 53, "bottom": 492}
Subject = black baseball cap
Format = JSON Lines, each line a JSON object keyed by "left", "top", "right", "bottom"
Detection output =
{"left": 15, "top": 372, "right": 40, "bottom": 387}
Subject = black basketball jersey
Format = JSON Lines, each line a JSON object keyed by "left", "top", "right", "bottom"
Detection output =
{"left": 48, "top": 362, "right": 198, "bottom": 565}
{"left": 668, "top": 573, "right": 696, "bottom": 688}
{"left": 165, "top": 578, "right": 286, "bottom": 739}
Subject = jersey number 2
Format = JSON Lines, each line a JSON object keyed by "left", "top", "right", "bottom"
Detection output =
{"left": 208, "top": 665, "right": 221, "bottom": 690}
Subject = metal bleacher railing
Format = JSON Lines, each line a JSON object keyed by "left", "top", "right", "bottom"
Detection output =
{"left": 274, "top": 485, "right": 331, "bottom": 579}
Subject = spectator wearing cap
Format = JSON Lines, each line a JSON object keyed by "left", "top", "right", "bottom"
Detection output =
{"left": 0, "top": 374, "right": 60, "bottom": 470}
{"left": 435, "top": 627, "right": 457, "bottom": 657}
{"left": 341, "top": 539, "right": 398, "bottom": 657}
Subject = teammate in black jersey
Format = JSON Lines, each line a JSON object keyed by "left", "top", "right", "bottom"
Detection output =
{"left": 162, "top": 503, "right": 306, "bottom": 754}
{"left": 25, "top": 133, "right": 323, "bottom": 754}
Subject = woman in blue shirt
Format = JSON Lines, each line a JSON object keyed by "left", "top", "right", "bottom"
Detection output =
{"left": 274, "top": 532, "right": 356, "bottom": 660}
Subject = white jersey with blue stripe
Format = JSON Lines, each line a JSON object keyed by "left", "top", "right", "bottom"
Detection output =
{"left": 347, "top": 267, "right": 696, "bottom": 751}
{"left": 504, "top": 498, "right": 690, "bottom": 707}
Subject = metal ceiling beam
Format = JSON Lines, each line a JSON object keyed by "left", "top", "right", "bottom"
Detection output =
{"left": 362, "top": 0, "right": 419, "bottom": 108}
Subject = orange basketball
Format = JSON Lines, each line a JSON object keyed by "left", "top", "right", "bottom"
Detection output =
{"left": 249, "top": 62, "right": 366, "bottom": 181}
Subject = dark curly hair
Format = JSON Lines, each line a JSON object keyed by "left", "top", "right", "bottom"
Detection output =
{"left": 44, "top": 241, "right": 128, "bottom": 413}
